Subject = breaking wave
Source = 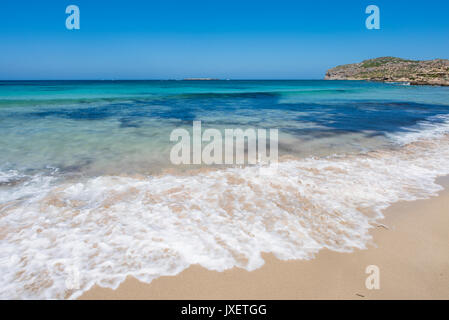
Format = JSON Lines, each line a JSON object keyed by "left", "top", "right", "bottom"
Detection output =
{"left": 1, "top": 113, "right": 449, "bottom": 299}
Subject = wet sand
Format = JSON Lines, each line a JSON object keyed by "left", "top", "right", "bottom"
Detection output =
{"left": 80, "top": 177, "right": 449, "bottom": 300}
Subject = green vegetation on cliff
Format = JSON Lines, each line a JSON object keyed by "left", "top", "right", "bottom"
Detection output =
{"left": 325, "top": 57, "right": 449, "bottom": 86}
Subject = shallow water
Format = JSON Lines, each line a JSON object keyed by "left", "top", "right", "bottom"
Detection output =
{"left": 1, "top": 80, "right": 449, "bottom": 299}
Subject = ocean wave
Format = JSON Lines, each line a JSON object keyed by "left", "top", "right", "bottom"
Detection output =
{"left": 1, "top": 129, "right": 449, "bottom": 299}
{"left": 387, "top": 113, "right": 449, "bottom": 145}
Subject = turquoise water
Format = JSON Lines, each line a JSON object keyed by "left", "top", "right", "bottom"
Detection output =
{"left": 2, "top": 80, "right": 449, "bottom": 299}
{"left": 1, "top": 80, "right": 449, "bottom": 175}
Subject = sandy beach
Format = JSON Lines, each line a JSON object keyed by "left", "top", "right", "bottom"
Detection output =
{"left": 80, "top": 177, "right": 449, "bottom": 300}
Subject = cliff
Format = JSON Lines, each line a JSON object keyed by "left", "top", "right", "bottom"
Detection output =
{"left": 325, "top": 57, "right": 449, "bottom": 86}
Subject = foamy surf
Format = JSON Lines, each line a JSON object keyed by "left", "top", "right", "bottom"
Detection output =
{"left": 387, "top": 113, "right": 449, "bottom": 145}
{"left": 1, "top": 121, "right": 449, "bottom": 299}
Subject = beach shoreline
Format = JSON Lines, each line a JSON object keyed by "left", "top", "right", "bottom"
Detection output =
{"left": 80, "top": 177, "right": 449, "bottom": 300}
{"left": 3, "top": 81, "right": 449, "bottom": 300}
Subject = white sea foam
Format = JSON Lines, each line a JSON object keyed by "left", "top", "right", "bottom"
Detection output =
{"left": 387, "top": 113, "right": 449, "bottom": 145}
{"left": 1, "top": 119, "right": 449, "bottom": 299}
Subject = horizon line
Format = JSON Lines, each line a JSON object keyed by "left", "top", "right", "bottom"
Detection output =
{"left": 0, "top": 78, "right": 327, "bottom": 81}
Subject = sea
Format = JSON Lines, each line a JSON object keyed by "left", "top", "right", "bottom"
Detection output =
{"left": 1, "top": 80, "right": 449, "bottom": 298}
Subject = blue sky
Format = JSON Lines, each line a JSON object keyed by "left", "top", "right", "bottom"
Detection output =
{"left": 1, "top": 0, "right": 449, "bottom": 79}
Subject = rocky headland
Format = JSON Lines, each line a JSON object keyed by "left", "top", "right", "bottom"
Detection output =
{"left": 325, "top": 57, "right": 449, "bottom": 86}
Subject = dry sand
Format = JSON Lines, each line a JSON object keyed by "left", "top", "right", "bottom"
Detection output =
{"left": 80, "top": 178, "right": 449, "bottom": 300}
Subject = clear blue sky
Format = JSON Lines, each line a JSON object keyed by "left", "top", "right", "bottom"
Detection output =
{"left": 1, "top": 0, "right": 449, "bottom": 79}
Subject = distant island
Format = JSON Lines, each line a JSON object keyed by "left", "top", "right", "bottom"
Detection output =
{"left": 183, "top": 78, "right": 221, "bottom": 81}
{"left": 325, "top": 57, "right": 449, "bottom": 86}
